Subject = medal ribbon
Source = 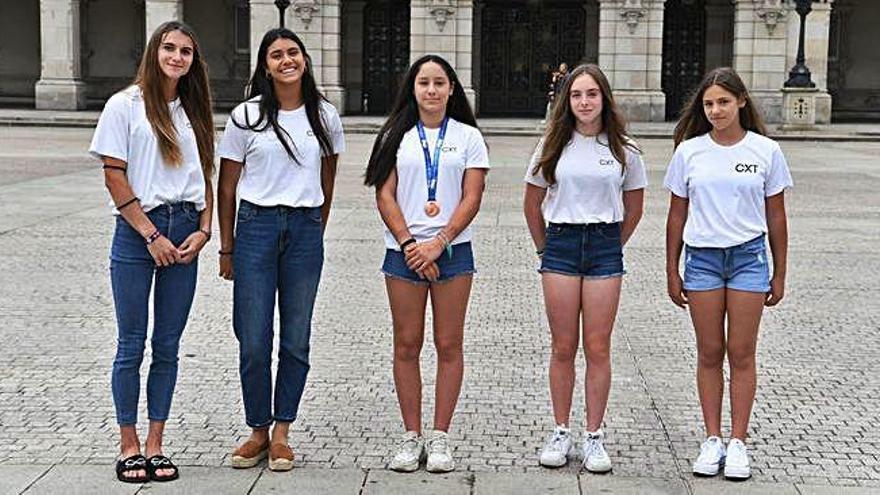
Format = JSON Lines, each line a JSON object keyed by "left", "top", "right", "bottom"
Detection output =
{"left": 417, "top": 117, "right": 449, "bottom": 203}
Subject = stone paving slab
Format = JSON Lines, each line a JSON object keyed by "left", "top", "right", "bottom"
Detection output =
{"left": 136, "top": 466, "right": 259, "bottom": 494}
{"left": 21, "top": 465, "right": 140, "bottom": 495}
{"left": 579, "top": 476, "right": 687, "bottom": 494}
{"left": 0, "top": 465, "right": 51, "bottom": 495}
{"left": 250, "top": 467, "right": 366, "bottom": 493}
{"left": 471, "top": 471, "right": 579, "bottom": 494}
{"left": 362, "top": 470, "right": 472, "bottom": 494}
{"left": 691, "top": 478, "right": 799, "bottom": 494}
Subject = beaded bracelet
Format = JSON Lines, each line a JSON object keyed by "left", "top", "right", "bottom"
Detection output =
{"left": 145, "top": 230, "right": 162, "bottom": 245}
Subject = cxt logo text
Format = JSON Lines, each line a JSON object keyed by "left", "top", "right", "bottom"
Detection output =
{"left": 735, "top": 163, "right": 759, "bottom": 173}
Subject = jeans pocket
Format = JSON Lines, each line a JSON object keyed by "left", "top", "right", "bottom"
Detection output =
{"left": 183, "top": 204, "right": 200, "bottom": 223}
{"left": 306, "top": 208, "right": 323, "bottom": 224}
{"left": 545, "top": 223, "right": 564, "bottom": 237}
{"left": 596, "top": 223, "right": 622, "bottom": 241}
{"left": 237, "top": 202, "right": 257, "bottom": 224}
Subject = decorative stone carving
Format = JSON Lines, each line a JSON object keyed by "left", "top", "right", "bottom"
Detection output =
{"left": 292, "top": 0, "right": 319, "bottom": 28}
{"left": 620, "top": 0, "right": 646, "bottom": 35}
{"left": 429, "top": 0, "right": 456, "bottom": 32}
{"left": 756, "top": 0, "right": 787, "bottom": 35}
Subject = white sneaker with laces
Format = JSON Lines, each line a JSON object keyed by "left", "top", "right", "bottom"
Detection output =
{"left": 425, "top": 429, "right": 455, "bottom": 473}
{"left": 724, "top": 438, "right": 751, "bottom": 480}
{"left": 581, "top": 430, "right": 612, "bottom": 473}
{"left": 388, "top": 431, "right": 425, "bottom": 472}
{"left": 539, "top": 425, "right": 574, "bottom": 467}
{"left": 692, "top": 436, "right": 726, "bottom": 476}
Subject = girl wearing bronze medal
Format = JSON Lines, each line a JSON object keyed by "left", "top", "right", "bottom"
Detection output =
{"left": 365, "top": 55, "right": 489, "bottom": 473}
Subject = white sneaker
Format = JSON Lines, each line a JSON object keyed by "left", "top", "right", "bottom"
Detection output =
{"left": 724, "top": 438, "right": 751, "bottom": 480}
{"left": 388, "top": 431, "right": 424, "bottom": 472}
{"left": 692, "top": 436, "right": 726, "bottom": 476}
{"left": 539, "top": 425, "right": 574, "bottom": 467}
{"left": 581, "top": 430, "right": 612, "bottom": 473}
{"left": 425, "top": 429, "right": 455, "bottom": 473}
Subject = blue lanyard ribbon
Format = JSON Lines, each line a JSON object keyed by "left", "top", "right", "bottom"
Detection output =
{"left": 416, "top": 117, "right": 449, "bottom": 203}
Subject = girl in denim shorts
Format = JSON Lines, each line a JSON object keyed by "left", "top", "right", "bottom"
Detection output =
{"left": 524, "top": 64, "right": 647, "bottom": 472}
{"left": 664, "top": 67, "right": 793, "bottom": 480}
{"left": 364, "top": 55, "right": 490, "bottom": 473}
{"left": 90, "top": 22, "right": 215, "bottom": 483}
{"left": 216, "top": 29, "right": 345, "bottom": 472}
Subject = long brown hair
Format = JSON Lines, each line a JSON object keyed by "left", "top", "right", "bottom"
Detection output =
{"left": 532, "top": 64, "right": 637, "bottom": 185}
{"left": 673, "top": 67, "right": 767, "bottom": 149}
{"left": 134, "top": 21, "right": 215, "bottom": 176}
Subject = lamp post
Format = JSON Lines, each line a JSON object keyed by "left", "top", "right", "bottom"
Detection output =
{"left": 784, "top": 0, "right": 815, "bottom": 88}
{"left": 275, "top": 0, "right": 291, "bottom": 28}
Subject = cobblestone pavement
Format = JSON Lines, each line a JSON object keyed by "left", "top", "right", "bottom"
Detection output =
{"left": 0, "top": 126, "right": 878, "bottom": 492}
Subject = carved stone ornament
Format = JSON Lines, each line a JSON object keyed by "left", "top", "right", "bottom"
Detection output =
{"left": 293, "top": 0, "right": 319, "bottom": 28}
{"left": 756, "top": 0, "right": 787, "bottom": 35}
{"left": 429, "top": 0, "right": 456, "bottom": 32}
{"left": 620, "top": 0, "right": 646, "bottom": 35}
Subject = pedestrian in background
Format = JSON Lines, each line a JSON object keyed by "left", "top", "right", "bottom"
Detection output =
{"left": 664, "top": 67, "right": 792, "bottom": 480}
{"left": 216, "top": 28, "right": 345, "bottom": 472}
{"left": 524, "top": 63, "right": 646, "bottom": 472}
{"left": 90, "top": 21, "right": 215, "bottom": 483}
{"left": 364, "top": 54, "right": 489, "bottom": 474}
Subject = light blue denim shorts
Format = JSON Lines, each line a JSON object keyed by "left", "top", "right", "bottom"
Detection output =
{"left": 684, "top": 235, "right": 770, "bottom": 293}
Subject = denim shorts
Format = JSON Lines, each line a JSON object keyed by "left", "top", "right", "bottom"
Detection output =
{"left": 684, "top": 235, "right": 770, "bottom": 293}
{"left": 539, "top": 222, "right": 625, "bottom": 279}
{"left": 382, "top": 242, "right": 475, "bottom": 285}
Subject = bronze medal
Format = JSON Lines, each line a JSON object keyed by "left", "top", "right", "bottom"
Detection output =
{"left": 425, "top": 201, "right": 441, "bottom": 217}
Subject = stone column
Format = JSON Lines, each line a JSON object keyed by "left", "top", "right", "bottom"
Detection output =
{"left": 785, "top": 0, "right": 833, "bottom": 124}
{"left": 249, "top": 0, "right": 279, "bottom": 72}
{"left": 35, "top": 0, "right": 87, "bottom": 110}
{"left": 732, "top": 0, "right": 790, "bottom": 123}
{"left": 410, "top": 0, "right": 476, "bottom": 109}
{"left": 597, "top": 0, "right": 666, "bottom": 122}
{"left": 145, "top": 0, "right": 183, "bottom": 38}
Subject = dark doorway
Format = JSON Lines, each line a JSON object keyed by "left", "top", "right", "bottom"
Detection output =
{"left": 478, "top": 1, "right": 586, "bottom": 117}
{"left": 662, "top": 0, "right": 706, "bottom": 121}
{"left": 81, "top": 0, "right": 146, "bottom": 106}
{"left": 363, "top": 0, "right": 410, "bottom": 115}
{"left": 828, "top": 0, "right": 880, "bottom": 121}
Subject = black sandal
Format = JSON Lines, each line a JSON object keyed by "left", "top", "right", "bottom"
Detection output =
{"left": 115, "top": 454, "right": 148, "bottom": 483}
{"left": 147, "top": 455, "right": 180, "bottom": 482}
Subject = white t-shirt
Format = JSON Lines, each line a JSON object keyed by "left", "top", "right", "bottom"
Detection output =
{"left": 89, "top": 85, "right": 206, "bottom": 214}
{"left": 384, "top": 118, "right": 490, "bottom": 250}
{"left": 663, "top": 131, "right": 793, "bottom": 248}
{"left": 217, "top": 97, "right": 345, "bottom": 208}
{"left": 524, "top": 133, "right": 648, "bottom": 224}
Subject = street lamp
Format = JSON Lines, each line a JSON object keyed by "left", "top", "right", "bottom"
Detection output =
{"left": 275, "top": 0, "right": 291, "bottom": 28}
{"left": 784, "top": 0, "right": 815, "bottom": 88}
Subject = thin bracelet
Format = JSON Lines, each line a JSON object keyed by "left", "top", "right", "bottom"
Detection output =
{"left": 197, "top": 228, "right": 212, "bottom": 241}
{"left": 116, "top": 197, "right": 140, "bottom": 211}
{"left": 218, "top": 250, "right": 233, "bottom": 256}
{"left": 145, "top": 230, "right": 162, "bottom": 245}
{"left": 102, "top": 164, "right": 127, "bottom": 172}
{"left": 400, "top": 238, "right": 416, "bottom": 250}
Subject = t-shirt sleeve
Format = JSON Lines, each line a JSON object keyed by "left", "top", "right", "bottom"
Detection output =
{"left": 325, "top": 106, "right": 346, "bottom": 156}
{"left": 663, "top": 147, "right": 688, "bottom": 198}
{"left": 623, "top": 149, "right": 648, "bottom": 191}
{"left": 766, "top": 143, "right": 793, "bottom": 196}
{"left": 524, "top": 138, "right": 549, "bottom": 188}
{"left": 464, "top": 127, "right": 490, "bottom": 169}
{"left": 217, "top": 106, "right": 250, "bottom": 163}
{"left": 89, "top": 92, "right": 131, "bottom": 163}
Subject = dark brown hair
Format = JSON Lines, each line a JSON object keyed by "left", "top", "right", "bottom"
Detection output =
{"left": 531, "top": 64, "right": 638, "bottom": 185}
{"left": 673, "top": 66, "right": 767, "bottom": 149}
{"left": 135, "top": 21, "right": 215, "bottom": 176}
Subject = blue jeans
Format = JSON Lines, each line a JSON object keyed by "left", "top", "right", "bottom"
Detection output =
{"left": 233, "top": 200, "right": 324, "bottom": 428}
{"left": 110, "top": 202, "right": 200, "bottom": 425}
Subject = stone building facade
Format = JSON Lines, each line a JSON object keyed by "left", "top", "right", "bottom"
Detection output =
{"left": 1, "top": 0, "right": 877, "bottom": 122}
